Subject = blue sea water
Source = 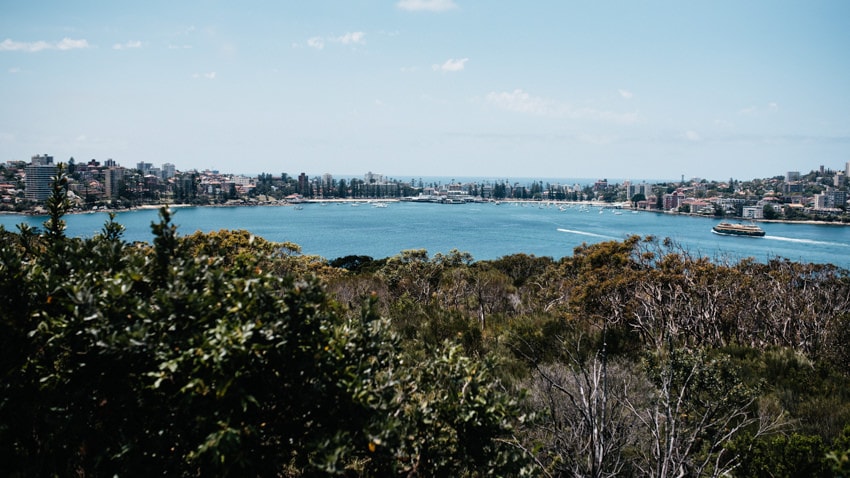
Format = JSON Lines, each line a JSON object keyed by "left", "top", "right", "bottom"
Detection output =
{"left": 2, "top": 202, "right": 849, "bottom": 268}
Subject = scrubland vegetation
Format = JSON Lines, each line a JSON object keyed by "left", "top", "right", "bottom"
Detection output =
{"left": 2, "top": 171, "right": 850, "bottom": 476}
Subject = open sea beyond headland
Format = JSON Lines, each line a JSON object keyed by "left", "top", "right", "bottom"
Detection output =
{"left": 2, "top": 202, "right": 849, "bottom": 269}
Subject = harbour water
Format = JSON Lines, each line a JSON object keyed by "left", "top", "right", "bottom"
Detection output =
{"left": 2, "top": 202, "right": 849, "bottom": 268}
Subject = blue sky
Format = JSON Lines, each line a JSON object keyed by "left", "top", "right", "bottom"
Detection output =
{"left": 1, "top": 0, "right": 848, "bottom": 181}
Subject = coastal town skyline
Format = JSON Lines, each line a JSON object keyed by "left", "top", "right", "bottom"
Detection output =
{"left": 2, "top": 1, "right": 849, "bottom": 180}
{"left": 8, "top": 151, "right": 850, "bottom": 184}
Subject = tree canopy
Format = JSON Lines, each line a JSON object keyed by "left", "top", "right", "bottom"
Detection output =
{"left": 2, "top": 169, "right": 850, "bottom": 477}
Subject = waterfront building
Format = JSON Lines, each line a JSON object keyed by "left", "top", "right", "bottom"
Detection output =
{"left": 811, "top": 191, "right": 845, "bottom": 210}
{"left": 742, "top": 206, "right": 764, "bottom": 219}
{"left": 663, "top": 190, "right": 684, "bottom": 211}
{"left": 104, "top": 167, "right": 125, "bottom": 199}
{"left": 828, "top": 190, "right": 847, "bottom": 209}
{"left": 814, "top": 193, "right": 828, "bottom": 210}
{"left": 683, "top": 198, "right": 713, "bottom": 215}
{"left": 715, "top": 197, "right": 745, "bottom": 215}
{"left": 25, "top": 154, "right": 57, "bottom": 201}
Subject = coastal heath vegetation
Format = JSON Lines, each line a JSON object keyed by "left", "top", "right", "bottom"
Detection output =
{"left": 2, "top": 169, "right": 850, "bottom": 476}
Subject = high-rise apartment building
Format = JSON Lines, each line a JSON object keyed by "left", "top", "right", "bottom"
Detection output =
{"left": 25, "top": 154, "right": 57, "bottom": 201}
{"left": 136, "top": 162, "right": 154, "bottom": 175}
{"left": 30, "top": 154, "right": 53, "bottom": 166}
{"left": 298, "top": 172, "right": 309, "bottom": 196}
{"left": 104, "top": 167, "right": 125, "bottom": 199}
{"left": 162, "top": 163, "right": 176, "bottom": 179}
{"left": 627, "top": 181, "right": 652, "bottom": 199}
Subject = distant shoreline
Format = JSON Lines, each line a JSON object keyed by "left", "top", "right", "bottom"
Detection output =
{"left": 2, "top": 199, "right": 849, "bottom": 227}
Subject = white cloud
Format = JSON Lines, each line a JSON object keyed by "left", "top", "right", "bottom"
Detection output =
{"left": 333, "top": 32, "right": 365, "bottom": 45}
{"left": 618, "top": 89, "right": 633, "bottom": 99}
{"left": 0, "top": 39, "right": 49, "bottom": 52}
{"left": 113, "top": 40, "right": 142, "bottom": 50}
{"left": 193, "top": 72, "right": 216, "bottom": 80}
{"left": 305, "top": 32, "right": 365, "bottom": 50}
{"left": 0, "top": 37, "right": 90, "bottom": 52}
{"left": 486, "top": 88, "right": 639, "bottom": 123}
{"left": 767, "top": 102, "right": 779, "bottom": 112}
{"left": 57, "top": 38, "right": 90, "bottom": 50}
{"left": 9, "top": 67, "right": 20, "bottom": 74}
{"left": 486, "top": 89, "right": 553, "bottom": 115}
{"left": 397, "top": 0, "right": 458, "bottom": 12}
{"left": 433, "top": 58, "right": 468, "bottom": 72}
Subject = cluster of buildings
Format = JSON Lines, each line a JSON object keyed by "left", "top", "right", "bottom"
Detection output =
{"left": 0, "top": 154, "right": 259, "bottom": 210}
{"left": 636, "top": 165, "right": 848, "bottom": 220}
{"left": 1, "top": 154, "right": 849, "bottom": 221}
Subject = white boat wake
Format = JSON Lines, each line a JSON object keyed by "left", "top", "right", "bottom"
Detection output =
{"left": 557, "top": 228, "right": 617, "bottom": 240}
{"left": 764, "top": 235, "right": 850, "bottom": 248}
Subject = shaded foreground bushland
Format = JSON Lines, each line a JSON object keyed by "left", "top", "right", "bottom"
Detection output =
{"left": 2, "top": 173, "right": 850, "bottom": 476}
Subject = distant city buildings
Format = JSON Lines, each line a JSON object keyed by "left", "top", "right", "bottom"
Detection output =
{"left": 1, "top": 153, "right": 849, "bottom": 223}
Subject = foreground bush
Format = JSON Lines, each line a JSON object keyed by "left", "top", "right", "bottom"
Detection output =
{"left": 0, "top": 201, "right": 529, "bottom": 476}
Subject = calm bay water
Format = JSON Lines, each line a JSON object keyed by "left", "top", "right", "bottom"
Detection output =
{"left": 2, "top": 202, "right": 849, "bottom": 268}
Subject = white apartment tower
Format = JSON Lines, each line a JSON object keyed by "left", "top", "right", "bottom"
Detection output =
{"left": 25, "top": 154, "right": 57, "bottom": 201}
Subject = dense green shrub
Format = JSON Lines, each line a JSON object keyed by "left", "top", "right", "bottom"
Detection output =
{"left": 0, "top": 202, "right": 530, "bottom": 476}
